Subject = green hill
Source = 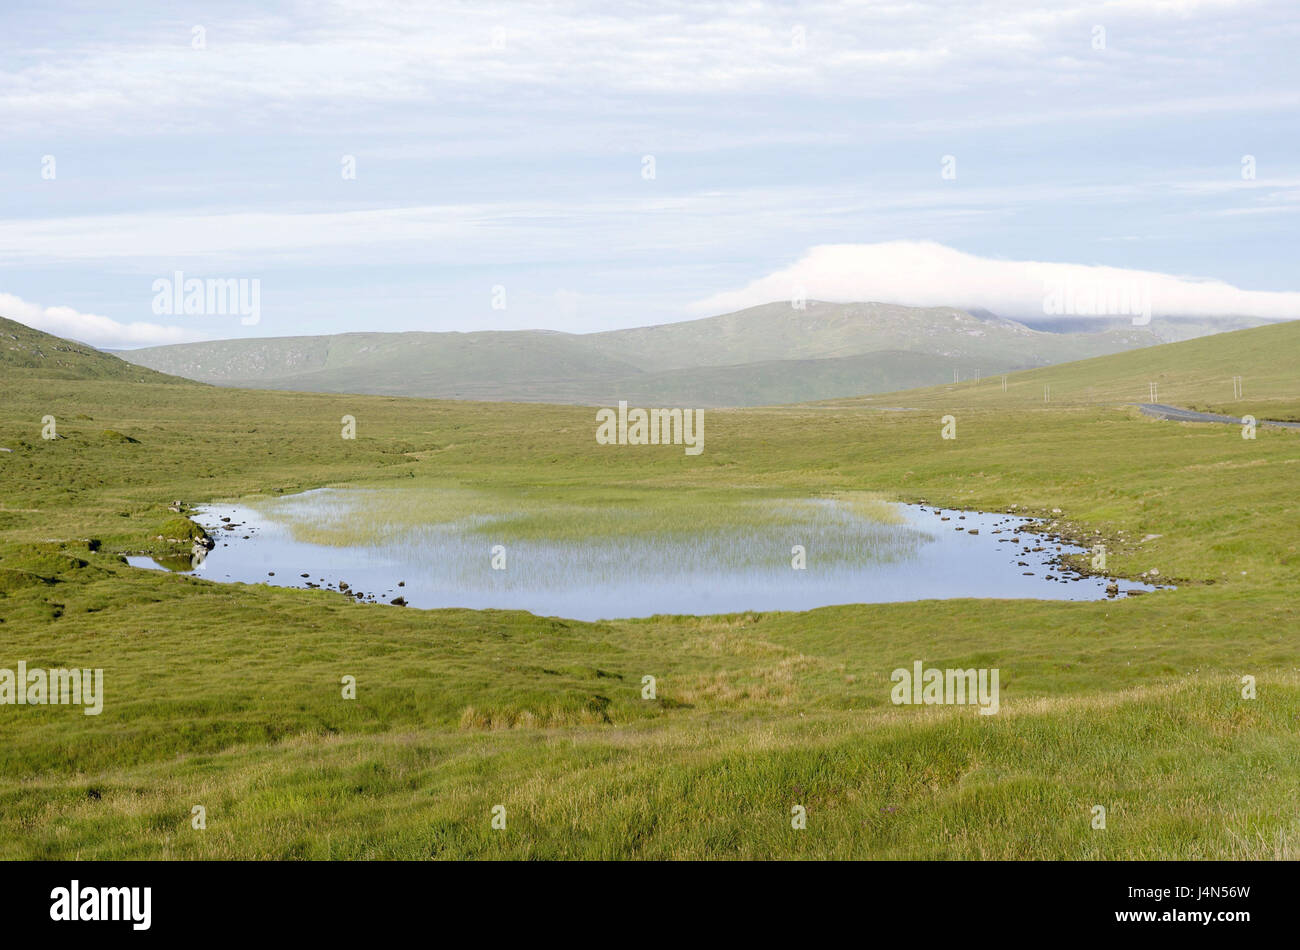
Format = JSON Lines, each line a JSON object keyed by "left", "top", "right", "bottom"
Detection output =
{"left": 825, "top": 318, "right": 1300, "bottom": 419}
{"left": 117, "top": 301, "right": 1205, "bottom": 407}
{"left": 0, "top": 315, "right": 183, "bottom": 384}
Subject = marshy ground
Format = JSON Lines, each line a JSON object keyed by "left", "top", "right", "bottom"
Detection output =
{"left": 1, "top": 331, "right": 1297, "bottom": 858}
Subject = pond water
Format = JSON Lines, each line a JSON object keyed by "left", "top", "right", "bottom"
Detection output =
{"left": 126, "top": 489, "right": 1161, "bottom": 620}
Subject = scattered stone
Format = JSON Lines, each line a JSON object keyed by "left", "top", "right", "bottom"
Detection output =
{"left": 390, "top": 596, "right": 407, "bottom": 606}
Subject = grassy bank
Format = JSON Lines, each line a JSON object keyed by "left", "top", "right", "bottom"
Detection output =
{"left": 1, "top": 332, "right": 1297, "bottom": 857}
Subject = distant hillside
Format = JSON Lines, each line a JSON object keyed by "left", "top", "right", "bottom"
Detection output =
{"left": 0, "top": 316, "right": 182, "bottom": 384}
{"left": 583, "top": 301, "right": 1160, "bottom": 370}
{"left": 1017, "top": 314, "right": 1273, "bottom": 341}
{"left": 118, "top": 301, "right": 1232, "bottom": 407}
{"left": 826, "top": 318, "right": 1300, "bottom": 419}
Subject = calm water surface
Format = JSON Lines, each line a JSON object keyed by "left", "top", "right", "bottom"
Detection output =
{"left": 127, "top": 489, "right": 1160, "bottom": 620}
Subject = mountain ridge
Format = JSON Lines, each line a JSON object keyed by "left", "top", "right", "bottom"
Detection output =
{"left": 0, "top": 315, "right": 184, "bottom": 384}
{"left": 113, "top": 301, "right": 1274, "bottom": 407}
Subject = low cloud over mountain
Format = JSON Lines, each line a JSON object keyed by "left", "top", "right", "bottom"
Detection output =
{"left": 691, "top": 242, "right": 1300, "bottom": 325}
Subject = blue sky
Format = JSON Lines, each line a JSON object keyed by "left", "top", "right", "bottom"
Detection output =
{"left": 3, "top": 0, "right": 1299, "bottom": 347}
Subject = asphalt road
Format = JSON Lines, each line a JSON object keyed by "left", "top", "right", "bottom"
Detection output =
{"left": 1137, "top": 403, "right": 1300, "bottom": 430}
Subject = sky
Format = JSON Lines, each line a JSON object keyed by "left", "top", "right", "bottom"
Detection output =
{"left": 3, "top": 0, "right": 1299, "bottom": 348}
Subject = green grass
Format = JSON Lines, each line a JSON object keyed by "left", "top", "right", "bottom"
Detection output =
{"left": 823, "top": 318, "right": 1300, "bottom": 419}
{"left": 0, "top": 320, "right": 1297, "bottom": 859}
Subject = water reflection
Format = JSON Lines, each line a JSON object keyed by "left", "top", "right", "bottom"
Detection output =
{"left": 126, "top": 489, "right": 1162, "bottom": 620}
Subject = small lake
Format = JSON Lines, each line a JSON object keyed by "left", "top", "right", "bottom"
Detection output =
{"left": 127, "top": 489, "right": 1161, "bottom": 620}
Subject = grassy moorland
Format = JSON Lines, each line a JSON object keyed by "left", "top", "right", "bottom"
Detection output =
{"left": 821, "top": 318, "right": 1300, "bottom": 419}
{"left": 0, "top": 319, "right": 1297, "bottom": 859}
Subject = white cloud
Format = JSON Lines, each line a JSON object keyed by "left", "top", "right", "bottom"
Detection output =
{"left": 0, "top": 175, "right": 1231, "bottom": 266}
{"left": 2, "top": 0, "right": 1290, "bottom": 134}
{"left": 0, "top": 293, "right": 207, "bottom": 348}
{"left": 689, "top": 241, "right": 1300, "bottom": 321}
